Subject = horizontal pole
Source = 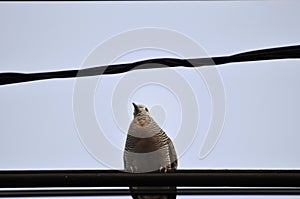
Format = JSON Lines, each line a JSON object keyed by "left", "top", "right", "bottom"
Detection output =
{"left": 2, "top": 188, "right": 300, "bottom": 197}
{"left": 1, "top": 170, "right": 300, "bottom": 188}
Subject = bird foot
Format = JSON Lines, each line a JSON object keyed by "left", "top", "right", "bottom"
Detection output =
{"left": 159, "top": 167, "right": 167, "bottom": 173}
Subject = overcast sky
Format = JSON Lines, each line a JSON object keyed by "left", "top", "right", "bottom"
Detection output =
{"left": 0, "top": 1, "right": 300, "bottom": 198}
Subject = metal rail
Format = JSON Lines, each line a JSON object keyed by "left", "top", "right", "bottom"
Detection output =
{"left": 2, "top": 188, "right": 300, "bottom": 197}
{"left": 1, "top": 169, "right": 300, "bottom": 197}
{"left": 1, "top": 169, "right": 300, "bottom": 188}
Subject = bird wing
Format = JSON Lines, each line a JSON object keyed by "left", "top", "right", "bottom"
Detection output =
{"left": 166, "top": 140, "right": 178, "bottom": 199}
{"left": 167, "top": 139, "right": 178, "bottom": 171}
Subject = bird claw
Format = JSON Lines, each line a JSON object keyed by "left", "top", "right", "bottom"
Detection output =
{"left": 159, "top": 167, "right": 168, "bottom": 173}
{"left": 129, "top": 166, "right": 138, "bottom": 173}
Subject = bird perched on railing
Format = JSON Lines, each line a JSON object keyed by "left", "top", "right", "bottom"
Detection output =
{"left": 124, "top": 102, "right": 178, "bottom": 199}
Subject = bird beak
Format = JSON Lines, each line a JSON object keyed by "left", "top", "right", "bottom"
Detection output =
{"left": 132, "top": 102, "right": 139, "bottom": 113}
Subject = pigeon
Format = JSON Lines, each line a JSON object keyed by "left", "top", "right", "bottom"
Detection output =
{"left": 124, "top": 102, "right": 178, "bottom": 199}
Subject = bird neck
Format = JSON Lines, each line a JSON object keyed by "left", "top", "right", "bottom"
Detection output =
{"left": 134, "top": 114, "right": 151, "bottom": 127}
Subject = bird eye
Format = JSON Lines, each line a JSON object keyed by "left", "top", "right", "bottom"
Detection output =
{"left": 145, "top": 108, "right": 149, "bottom": 112}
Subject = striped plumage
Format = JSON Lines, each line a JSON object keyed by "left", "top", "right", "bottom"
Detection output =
{"left": 124, "top": 103, "right": 178, "bottom": 199}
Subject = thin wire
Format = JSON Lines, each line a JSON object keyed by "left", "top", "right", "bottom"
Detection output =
{"left": 0, "top": 45, "right": 299, "bottom": 86}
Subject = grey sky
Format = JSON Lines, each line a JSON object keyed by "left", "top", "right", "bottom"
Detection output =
{"left": 0, "top": 1, "right": 300, "bottom": 198}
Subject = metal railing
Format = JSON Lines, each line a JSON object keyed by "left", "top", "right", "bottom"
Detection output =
{"left": 1, "top": 170, "right": 300, "bottom": 197}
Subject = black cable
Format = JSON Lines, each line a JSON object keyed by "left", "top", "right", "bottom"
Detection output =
{"left": 0, "top": 45, "right": 300, "bottom": 86}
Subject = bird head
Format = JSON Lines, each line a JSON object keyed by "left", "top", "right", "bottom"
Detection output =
{"left": 132, "top": 102, "right": 150, "bottom": 117}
